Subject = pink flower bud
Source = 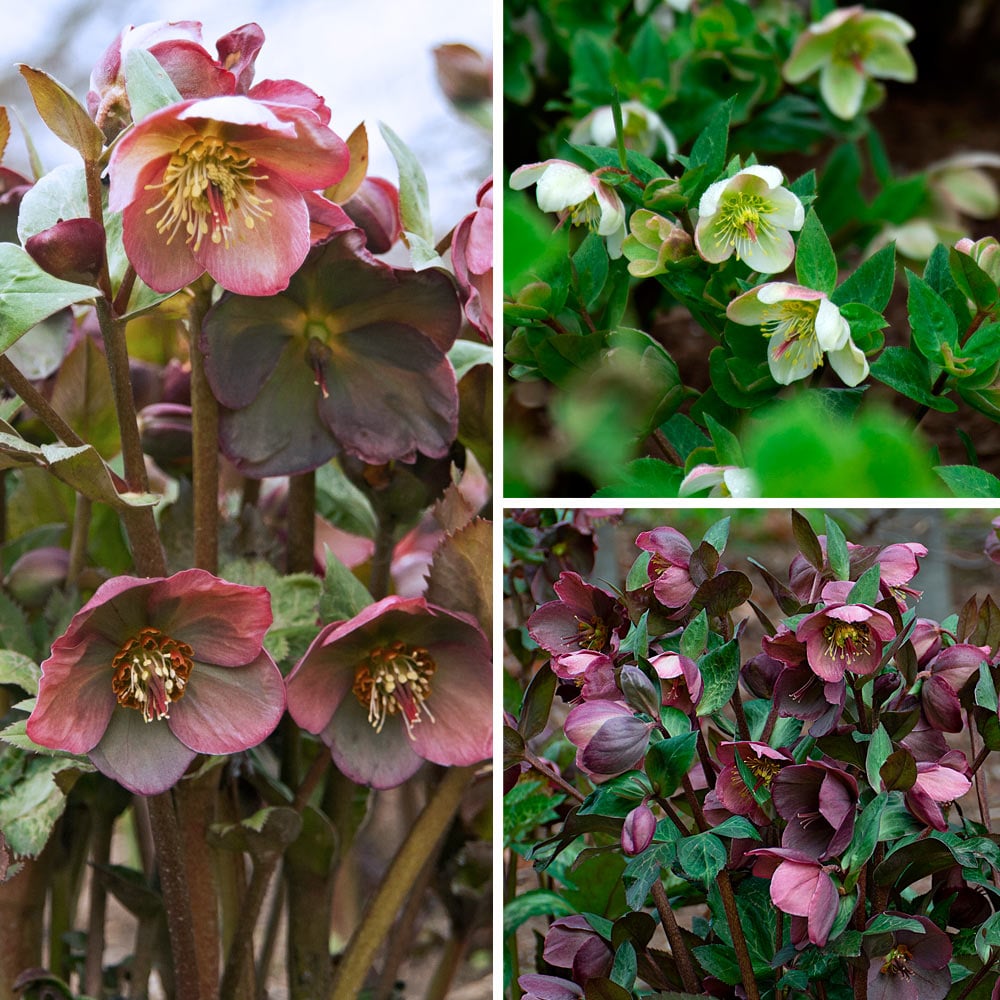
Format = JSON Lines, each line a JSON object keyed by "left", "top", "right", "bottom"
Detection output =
{"left": 25, "top": 218, "right": 105, "bottom": 286}
{"left": 622, "top": 802, "right": 656, "bottom": 856}
{"left": 341, "top": 177, "right": 402, "bottom": 255}
{"left": 5, "top": 547, "right": 70, "bottom": 609}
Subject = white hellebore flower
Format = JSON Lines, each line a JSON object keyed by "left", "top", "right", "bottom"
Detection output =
{"left": 727, "top": 282, "right": 869, "bottom": 386}
{"left": 510, "top": 159, "right": 626, "bottom": 258}
{"left": 569, "top": 101, "right": 678, "bottom": 159}
{"left": 679, "top": 463, "right": 759, "bottom": 498}
{"left": 695, "top": 166, "right": 804, "bottom": 274}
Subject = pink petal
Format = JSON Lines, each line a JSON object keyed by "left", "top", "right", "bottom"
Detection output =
{"left": 915, "top": 763, "right": 972, "bottom": 801}
{"left": 167, "top": 652, "right": 285, "bottom": 754}
{"left": 770, "top": 859, "right": 821, "bottom": 916}
{"left": 108, "top": 113, "right": 194, "bottom": 210}
{"left": 89, "top": 708, "right": 197, "bottom": 795}
{"left": 285, "top": 632, "right": 358, "bottom": 735}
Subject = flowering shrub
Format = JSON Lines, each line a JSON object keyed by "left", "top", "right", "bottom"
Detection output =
{"left": 0, "top": 14, "right": 491, "bottom": 1000}
{"left": 505, "top": 508, "right": 1000, "bottom": 1000}
{"left": 505, "top": 0, "right": 1000, "bottom": 497}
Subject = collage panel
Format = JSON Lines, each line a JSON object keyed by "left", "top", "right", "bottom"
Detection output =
{"left": 503, "top": 0, "right": 1000, "bottom": 500}
{"left": 503, "top": 506, "right": 1000, "bottom": 998}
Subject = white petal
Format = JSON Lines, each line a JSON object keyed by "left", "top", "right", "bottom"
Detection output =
{"left": 535, "top": 163, "right": 598, "bottom": 213}
{"left": 739, "top": 165, "right": 785, "bottom": 190}
{"left": 814, "top": 298, "right": 849, "bottom": 351}
{"left": 826, "top": 338, "right": 869, "bottom": 387}
{"left": 698, "top": 177, "right": 731, "bottom": 218}
{"left": 767, "top": 188, "right": 805, "bottom": 231}
{"left": 723, "top": 467, "right": 759, "bottom": 498}
{"left": 740, "top": 227, "right": 795, "bottom": 274}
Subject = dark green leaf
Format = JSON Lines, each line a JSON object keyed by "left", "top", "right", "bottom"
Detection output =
{"left": 696, "top": 638, "right": 741, "bottom": 716}
{"left": 824, "top": 514, "right": 850, "bottom": 580}
{"left": 123, "top": 48, "right": 184, "bottom": 122}
{"left": 847, "top": 564, "right": 881, "bottom": 606}
{"left": 935, "top": 465, "right": 1000, "bottom": 498}
{"left": 519, "top": 661, "right": 556, "bottom": 740}
{"left": 680, "top": 609, "right": 708, "bottom": 660}
{"left": 832, "top": 243, "right": 896, "bottom": 312}
{"left": 949, "top": 246, "right": 999, "bottom": 311}
{"left": 685, "top": 98, "right": 733, "bottom": 200}
{"left": 906, "top": 270, "right": 959, "bottom": 364}
{"left": 645, "top": 731, "right": 698, "bottom": 797}
{"left": 502, "top": 889, "right": 575, "bottom": 936}
{"left": 573, "top": 232, "right": 610, "bottom": 310}
{"left": 677, "top": 831, "right": 727, "bottom": 886}
{"left": 795, "top": 209, "right": 838, "bottom": 295}
{"left": 865, "top": 724, "right": 892, "bottom": 790}
{"left": 870, "top": 347, "right": 957, "bottom": 412}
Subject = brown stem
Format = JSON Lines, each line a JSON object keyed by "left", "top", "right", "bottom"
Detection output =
{"left": 83, "top": 807, "right": 114, "bottom": 995}
{"left": 369, "top": 494, "right": 398, "bottom": 601}
{"left": 522, "top": 747, "right": 585, "bottom": 802}
{"left": 680, "top": 772, "right": 709, "bottom": 832}
{"left": 957, "top": 951, "right": 1000, "bottom": 1000}
{"left": 716, "top": 869, "right": 760, "bottom": 1000}
{"left": 730, "top": 684, "right": 751, "bottom": 743}
{"left": 0, "top": 355, "right": 86, "bottom": 446}
{"left": 188, "top": 284, "right": 219, "bottom": 574}
{"left": 650, "top": 880, "right": 700, "bottom": 993}
{"left": 67, "top": 493, "right": 91, "bottom": 588}
{"left": 653, "top": 794, "right": 693, "bottom": 837}
{"left": 286, "top": 471, "right": 316, "bottom": 574}
{"left": 112, "top": 264, "right": 138, "bottom": 317}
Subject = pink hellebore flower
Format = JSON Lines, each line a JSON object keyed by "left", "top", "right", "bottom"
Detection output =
{"left": 727, "top": 282, "right": 868, "bottom": 386}
{"left": 904, "top": 750, "right": 972, "bottom": 831}
{"left": 451, "top": 176, "right": 493, "bottom": 342}
{"left": 649, "top": 652, "right": 703, "bottom": 714}
{"left": 563, "top": 700, "right": 652, "bottom": 779}
{"left": 635, "top": 526, "right": 697, "bottom": 608}
{"left": 679, "top": 462, "right": 758, "bottom": 498}
{"left": 519, "top": 975, "right": 583, "bottom": 1000}
{"left": 771, "top": 759, "right": 857, "bottom": 860}
{"left": 543, "top": 915, "right": 614, "bottom": 983}
{"left": 920, "top": 642, "right": 990, "bottom": 733}
{"left": 796, "top": 599, "right": 896, "bottom": 683}
{"left": 622, "top": 801, "right": 656, "bottom": 856}
{"left": 695, "top": 166, "right": 804, "bottom": 274}
{"left": 26, "top": 570, "right": 284, "bottom": 796}
{"left": 510, "top": 159, "right": 626, "bottom": 258}
{"left": 747, "top": 847, "right": 839, "bottom": 948}
{"left": 108, "top": 95, "right": 349, "bottom": 296}
{"left": 715, "top": 741, "right": 788, "bottom": 826}
{"left": 285, "top": 596, "right": 491, "bottom": 789}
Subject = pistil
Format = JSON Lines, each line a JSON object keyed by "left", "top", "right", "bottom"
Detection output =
{"left": 111, "top": 627, "right": 194, "bottom": 722}
{"left": 353, "top": 642, "right": 437, "bottom": 736}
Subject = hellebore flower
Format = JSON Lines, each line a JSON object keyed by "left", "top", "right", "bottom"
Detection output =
{"left": 678, "top": 463, "right": 758, "bottom": 498}
{"left": 285, "top": 596, "right": 491, "bottom": 789}
{"left": 694, "top": 166, "right": 804, "bottom": 274}
{"left": 564, "top": 700, "right": 652, "bottom": 779}
{"left": 727, "top": 282, "right": 868, "bottom": 386}
{"left": 864, "top": 911, "right": 952, "bottom": 1000}
{"left": 635, "top": 526, "right": 697, "bottom": 608}
{"left": 783, "top": 6, "right": 916, "bottom": 121}
{"left": 201, "top": 229, "right": 461, "bottom": 477}
{"left": 543, "top": 915, "right": 614, "bottom": 983}
{"left": 904, "top": 750, "right": 972, "bottom": 831}
{"left": 510, "top": 159, "right": 626, "bottom": 258}
{"left": 569, "top": 101, "right": 677, "bottom": 159}
{"left": 26, "top": 570, "right": 284, "bottom": 796}
{"left": 622, "top": 209, "right": 695, "bottom": 278}
{"left": 747, "top": 847, "right": 839, "bottom": 948}
{"left": 451, "top": 176, "right": 493, "bottom": 342}
{"left": 340, "top": 177, "right": 403, "bottom": 255}
{"left": 715, "top": 741, "right": 789, "bottom": 826}
{"left": 519, "top": 975, "right": 583, "bottom": 1000}
{"left": 958, "top": 236, "right": 1000, "bottom": 286}
{"left": 796, "top": 599, "right": 896, "bottom": 682}
{"left": 919, "top": 643, "right": 990, "bottom": 733}
{"left": 526, "top": 571, "right": 627, "bottom": 679}
{"left": 648, "top": 652, "right": 703, "bottom": 714}
{"left": 771, "top": 759, "right": 857, "bottom": 860}
{"left": 108, "top": 95, "right": 349, "bottom": 296}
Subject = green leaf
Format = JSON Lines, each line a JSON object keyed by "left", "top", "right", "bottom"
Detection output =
{"left": 448, "top": 340, "right": 493, "bottom": 381}
{"left": 906, "top": 270, "right": 959, "bottom": 364}
{"left": 847, "top": 564, "right": 881, "bottom": 606}
{"left": 696, "top": 638, "right": 740, "bottom": 716}
{"left": 704, "top": 413, "right": 743, "bottom": 467}
{"left": 870, "top": 347, "right": 957, "bottom": 412}
{"left": 693, "top": 943, "right": 742, "bottom": 985}
{"left": 645, "top": 731, "right": 698, "bottom": 797}
{"left": 677, "top": 831, "right": 727, "bottom": 886}
{"left": 609, "top": 940, "right": 637, "bottom": 991}
{"left": 0, "top": 650, "right": 40, "bottom": 695}
{"left": 712, "top": 815, "right": 762, "bottom": 841}
{"left": 622, "top": 843, "right": 674, "bottom": 910}
{"left": 573, "top": 232, "right": 610, "bottom": 310}
{"left": 795, "top": 209, "right": 837, "bottom": 295}
{"left": 842, "top": 792, "right": 887, "bottom": 874}
{"left": 0, "top": 755, "right": 78, "bottom": 856}
{"left": 502, "top": 889, "right": 576, "bottom": 936}
{"left": 949, "top": 246, "right": 999, "bottom": 311}
{"left": 680, "top": 609, "right": 708, "bottom": 660}
{"left": 18, "top": 65, "right": 104, "bottom": 161}
{"left": 519, "top": 661, "right": 556, "bottom": 741}
{"left": 832, "top": 243, "right": 896, "bottom": 312}
{"left": 379, "top": 121, "right": 438, "bottom": 267}
{"left": 319, "top": 549, "right": 373, "bottom": 622}
{"left": 123, "top": 47, "right": 183, "bottom": 122}
{"left": 625, "top": 550, "right": 652, "bottom": 592}
{"left": 685, "top": 98, "right": 733, "bottom": 200}
{"left": 935, "top": 464, "right": 1000, "bottom": 498}
{"left": 592, "top": 457, "right": 683, "bottom": 498}
{"left": 0, "top": 244, "right": 97, "bottom": 353}
{"left": 866, "top": 724, "right": 892, "bottom": 790}
{"left": 976, "top": 660, "right": 998, "bottom": 711}
{"left": 792, "top": 509, "right": 823, "bottom": 569}
{"left": 824, "top": 514, "right": 850, "bottom": 580}
{"left": 702, "top": 515, "right": 731, "bottom": 555}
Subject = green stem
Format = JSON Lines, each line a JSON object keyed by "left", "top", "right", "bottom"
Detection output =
{"left": 188, "top": 283, "right": 219, "bottom": 574}
{"left": 957, "top": 952, "right": 1000, "bottom": 1000}
{"left": 67, "top": 494, "right": 91, "bottom": 588}
{"left": 147, "top": 792, "right": 200, "bottom": 1000}
{"left": 329, "top": 765, "right": 478, "bottom": 999}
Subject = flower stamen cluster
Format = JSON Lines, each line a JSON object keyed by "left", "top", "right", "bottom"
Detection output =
{"left": 111, "top": 627, "right": 194, "bottom": 723}
{"left": 822, "top": 621, "right": 871, "bottom": 664}
{"left": 353, "top": 642, "right": 437, "bottom": 736}
{"left": 716, "top": 192, "right": 772, "bottom": 259}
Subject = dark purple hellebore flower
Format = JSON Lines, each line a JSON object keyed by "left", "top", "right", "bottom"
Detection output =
{"left": 201, "top": 229, "right": 461, "bottom": 477}
{"left": 771, "top": 760, "right": 857, "bottom": 859}
{"left": 526, "top": 571, "right": 627, "bottom": 679}
{"left": 635, "top": 526, "right": 697, "bottom": 608}
{"left": 26, "top": 570, "right": 284, "bottom": 795}
{"left": 919, "top": 643, "right": 990, "bottom": 732}
{"left": 543, "top": 915, "right": 613, "bottom": 983}
{"left": 796, "top": 599, "right": 896, "bottom": 682}
{"left": 773, "top": 660, "right": 846, "bottom": 736}
{"left": 519, "top": 974, "right": 583, "bottom": 1000}
{"left": 864, "top": 911, "right": 952, "bottom": 1000}
{"left": 285, "top": 596, "right": 491, "bottom": 789}
{"left": 715, "top": 741, "right": 789, "bottom": 826}
{"left": 563, "top": 700, "right": 652, "bottom": 779}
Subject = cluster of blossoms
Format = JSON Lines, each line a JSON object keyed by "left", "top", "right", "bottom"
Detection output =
{"left": 512, "top": 517, "right": 997, "bottom": 999}
{"left": 27, "top": 573, "right": 492, "bottom": 794}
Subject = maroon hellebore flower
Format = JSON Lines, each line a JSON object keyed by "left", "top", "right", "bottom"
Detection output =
{"left": 543, "top": 915, "right": 614, "bottom": 983}
{"left": 715, "top": 741, "right": 789, "bottom": 826}
{"left": 771, "top": 759, "right": 857, "bottom": 860}
{"left": 649, "top": 652, "right": 703, "bottom": 713}
{"left": 919, "top": 642, "right": 990, "bottom": 733}
{"left": 904, "top": 750, "right": 972, "bottom": 831}
{"left": 747, "top": 846, "right": 839, "bottom": 948}
{"left": 340, "top": 177, "right": 403, "bottom": 254}
{"left": 26, "top": 569, "right": 284, "bottom": 796}
{"left": 285, "top": 596, "right": 491, "bottom": 789}
{"left": 796, "top": 594, "right": 896, "bottom": 682}
{"left": 519, "top": 975, "right": 583, "bottom": 1000}
{"left": 451, "top": 176, "right": 493, "bottom": 342}
{"left": 635, "top": 526, "right": 697, "bottom": 608}
{"left": 864, "top": 912, "right": 952, "bottom": 1000}
{"left": 563, "top": 700, "right": 652, "bottom": 779}
{"left": 108, "top": 95, "right": 349, "bottom": 296}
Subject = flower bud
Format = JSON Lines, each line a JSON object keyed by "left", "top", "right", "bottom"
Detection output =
{"left": 342, "top": 177, "right": 402, "bottom": 255}
{"left": 622, "top": 209, "right": 694, "bottom": 278}
{"left": 432, "top": 43, "right": 492, "bottom": 104}
{"left": 138, "top": 403, "right": 193, "bottom": 473}
{"left": 619, "top": 664, "right": 661, "bottom": 719}
{"left": 25, "top": 218, "right": 105, "bottom": 286}
{"left": 622, "top": 801, "right": 656, "bottom": 856}
{"left": 956, "top": 236, "right": 1000, "bottom": 285}
{"left": 5, "top": 547, "right": 70, "bottom": 609}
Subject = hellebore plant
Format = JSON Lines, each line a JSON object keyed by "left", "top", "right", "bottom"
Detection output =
{"left": 0, "top": 13, "right": 492, "bottom": 1000}
{"left": 505, "top": 509, "right": 1000, "bottom": 1000}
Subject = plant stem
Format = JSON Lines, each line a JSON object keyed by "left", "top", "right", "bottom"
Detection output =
{"left": 286, "top": 471, "right": 316, "bottom": 574}
{"left": 650, "top": 880, "right": 700, "bottom": 993}
{"left": 0, "top": 355, "right": 86, "bottom": 446}
{"left": 147, "top": 791, "right": 201, "bottom": 1000}
{"left": 957, "top": 951, "right": 1000, "bottom": 1000}
{"left": 505, "top": 851, "right": 521, "bottom": 999}
{"left": 369, "top": 492, "right": 398, "bottom": 601}
{"left": 522, "top": 747, "right": 585, "bottom": 802}
{"left": 730, "top": 683, "right": 751, "bottom": 742}
{"left": 83, "top": 805, "right": 113, "bottom": 996}
{"left": 329, "top": 765, "right": 478, "bottom": 999}
{"left": 67, "top": 494, "right": 91, "bottom": 587}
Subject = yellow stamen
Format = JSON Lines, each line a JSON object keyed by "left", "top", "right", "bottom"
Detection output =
{"left": 111, "top": 627, "right": 194, "bottom": 723}
{"left": 352, "top": 642, "right": 437, "bottom": 737}
{"left": 822, "top": 621, "right": 872, "bottom": 663}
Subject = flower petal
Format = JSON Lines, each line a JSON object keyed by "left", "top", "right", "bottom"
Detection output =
{"left": 820, "top": 60, "right": 867, "bottom": 120}
{"left": 740, "top": 226, "right": 795, "bottom": 274}
{"left": 826, "top": 338, "right": 870, "bottom": 386}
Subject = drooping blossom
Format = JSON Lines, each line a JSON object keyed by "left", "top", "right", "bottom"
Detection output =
{"left": 863, "top": 911, "right": 952, "bottom": 1000}
{"left": 783, "top": 6, "right": 916, "bottom": 120}
{"left": 510, "top": 159, "right": 626, "bottom": 258}
{"left": 771, "top": 759, "right": 857, "bottom": 860}
{"left": 904, "top": 750, "right": 972, "bottom": 831}
{"left": 108, "top": 95, "right": 349, "bottom": 296}
{"left": 519, "top": 975, "right": 583, "bottom": 1000}
{"left": 796, "top": 594, "right": 896, "bottom": 682}
{"left": 715, "top": 741, "right": 789, "bottom": 826}
{"left": 563, "top": 700, "right": 652, "bottom": 779}
{"left": 695, "top": 166, "right": 804, "bottom": 274}
{"left": 285, "top": 596, "right": 490, "bottom": 789}
{"left": 451, "top": 176, "right": 493, "bottom": 342}
{"left": 919, "top": 643, "right": 990, "bottom": 733}
{"left": 679, "top": 463, "right": 758, "bottom": 498}
{"left": 773, "top": 661, "right": 847, "bottom": 737}
{"left": 543, "top": 915, "right": 614, "bottom": 983}
{"left": 635, "top": 526, "right": 697, "bottom": 608}
{"left": 746, "top": 847, "right": 839, "bottom": 947}
{"left": 569, "top": 100, "right": 677, "bottom": 159}
{"left": 26, "top": 570, "right": 285, "bottom": 796}
{"left": 201, "top": 229, "right": 461, "bottom": 477}
{"left": 648, "top": 653, "right": 703, "bottom": 714}
{"left": 727, "top": 282, "right": 868, "bottom": 386}
{"left": 339, "top": 177, "right": 402, "bottom": 254}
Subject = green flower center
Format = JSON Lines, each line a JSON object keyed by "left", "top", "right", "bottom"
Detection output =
{"left": 574, "top": 616, "right": 608, "bottom": 651}
{"left": 717, "top": 192, "right": 773, "bottom": 256}
{"left": 822, "top": 621, "right": 872, "bottom": 663}
{"left": 745, "top": 755, "right": 782, "bottom": 788}
{"left": 568, "top": 193, "right": 603, "bottom": 231}
{"left": 763, "top": 299, "right": 822, "bottom": 369}
{"left": 112, "top": 627, "right": 194, "bottom": 723}
{"left": 879, "top": 943, "right": 913, "bottom": 977}
{"left": 832, "top": 26, "right": 874, "bottom": 67}
{"left": 353, "top": 642, "right": 437, "bottom": 736}
{"left": 145, "top": 133, "right": 272, "bottom": 251}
